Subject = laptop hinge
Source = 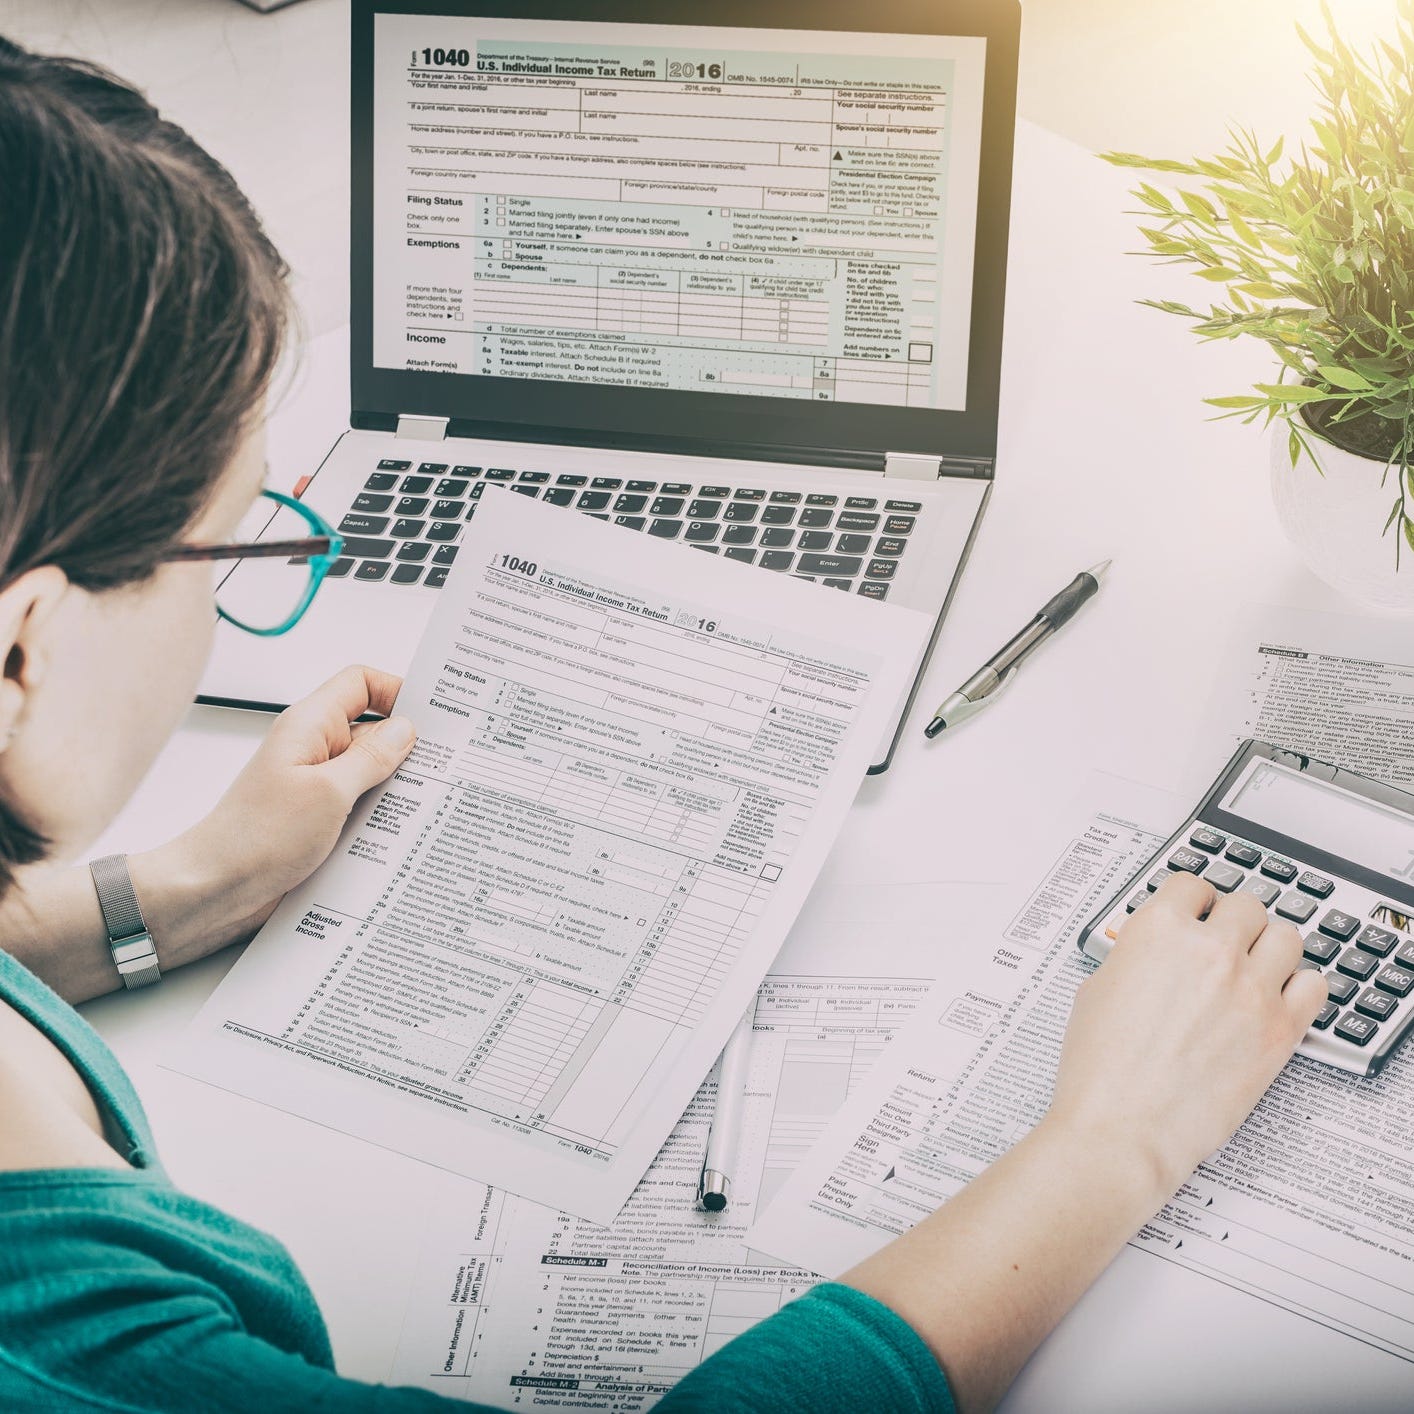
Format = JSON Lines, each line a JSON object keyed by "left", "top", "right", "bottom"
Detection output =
{"left": 395, "top": 414, "right": 449, "bottom": 442}
{"left": 884, "top": 451, "right": 942, "bottom": 481}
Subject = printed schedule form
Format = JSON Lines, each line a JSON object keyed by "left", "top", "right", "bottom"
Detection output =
{"left": 170, "top": 490, "right": 928, "bottom": 1222}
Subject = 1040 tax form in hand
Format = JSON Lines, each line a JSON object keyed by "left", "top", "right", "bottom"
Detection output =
{"left": 169, "top": 489, "right": 929, "bottom": 1223}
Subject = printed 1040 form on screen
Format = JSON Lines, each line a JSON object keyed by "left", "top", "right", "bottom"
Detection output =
{"left": 170, "top": 490, "right": 928, "bottom": 1223}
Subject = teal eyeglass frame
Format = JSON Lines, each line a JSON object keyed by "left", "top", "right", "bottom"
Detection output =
{"left": 161, "top": 489, "right": 344, "bottom": 637}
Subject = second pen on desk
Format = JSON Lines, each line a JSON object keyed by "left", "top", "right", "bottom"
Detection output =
{"left": 697, "top": 1005, "right": 756, "bottom": 1212}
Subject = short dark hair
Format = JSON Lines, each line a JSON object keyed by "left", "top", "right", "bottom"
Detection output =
{"left": 0, "top": 37, "right": 291, "bottom": 886}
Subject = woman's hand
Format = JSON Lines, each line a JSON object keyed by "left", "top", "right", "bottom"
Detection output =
{"left": 141, "top": 666, "right": 417, "bottom": 955}
{"left": 1049, "top": 870, "right": 1328, "bottom": 1193}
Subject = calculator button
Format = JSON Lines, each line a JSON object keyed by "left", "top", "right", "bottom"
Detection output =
{"left": 1188, "top": 828, "right": 1226, "bottom": 854}
{"left": 1396, "top": 941, "right": 1414, "bottom": 971}
{"left": 1318, "top": 910, "right": 1361, "bottom": 942}
{"left": 1297, "top": 871, "right": 1335, "bottom": 898}
{"left": 1146, "top": 869, "right": 1174, "bottom": 892}
{"left": 1335, "top": 948, "right": 1377, "bottom": 981}
{"left": 1310, "top": 1001, "right": 1339, "bottom": 1031}
{"left": 1302, "top": 934, "right": 1340, "bottom": 965}
{"left": 1167, "top": 848, "right": 1208, "bottom": 876}
{"left": 1205, "top": 863, "right": 1244, "bottom": 894}
{"left": 1356, "top": 924, "right": 1399, "bottom": 958}
{"left": 1356, "top": 988, "right": 1398, "bottom": 1022}
{"left": 1260, "top": 858, "right": 1298, "bottom": 884}
{"left": 1376, "top": 964, "right": 1414, "bottom": 997}
{"left": 1334, "top": 1012, "right": 1379, "bottom": 1046}
{"left": 1275, "top": 891, "right": 1317, "bottom": 925}
{"left": 1225, "top": 842, "right": 1262, "bottom": 867}
{"left": 1125, "top": 891, "right": 1150, "bottom": 913}
{"left": 1241, "top": 878, "right": 1281, "bottom": 908}
{"left": 1327, "top": 974, "right": 1359, "bottom": 1004}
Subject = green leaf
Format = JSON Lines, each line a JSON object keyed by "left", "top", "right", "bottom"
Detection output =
{"left": 1180, "top": 189, "right": 1219, "bottom": 222}
{"left": 1205, "top": 395, "right": 1268, "bottom": 408}
{"left": 1404, "top": 516, "right": 1414, "bottom": 557}
{"left": 1316, "top": 365, "right": 1375, "bottom": 391}
{"left": 1254, "top": 383, "right": 1340, "bottom": 403}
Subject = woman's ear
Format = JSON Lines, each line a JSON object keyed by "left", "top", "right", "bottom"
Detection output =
{"left": 0, "top": 567, "right": 69, "bottom": 748}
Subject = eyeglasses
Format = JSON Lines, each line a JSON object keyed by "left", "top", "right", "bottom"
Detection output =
{"left": 161, "top": 488, "right": 344, "bottom": 637}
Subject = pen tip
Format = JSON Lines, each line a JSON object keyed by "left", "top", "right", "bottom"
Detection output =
{"left": 1085, "top": 558, "right": 1112, "bottom": 582}
{"left": 701, "top": 1193, "right": 727, "bottom": 1212}
{"left": 924, "top": 718, "right": 946, "bottom": 739}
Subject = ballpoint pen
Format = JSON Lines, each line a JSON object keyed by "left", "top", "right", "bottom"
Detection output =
{"left": 696, "top": 1006, "right": 755, "bottom": 1212}
{"left": 924, "top": 559, "right": 1111, "bottom": 738}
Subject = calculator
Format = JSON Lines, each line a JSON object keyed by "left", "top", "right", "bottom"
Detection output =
{"left": 1078, "top": 740, "right": 1414, "bottom": 1077}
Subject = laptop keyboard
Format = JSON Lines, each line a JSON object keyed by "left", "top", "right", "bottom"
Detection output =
{"left": 319, "top": 458, "right": 923, "bottom": 598}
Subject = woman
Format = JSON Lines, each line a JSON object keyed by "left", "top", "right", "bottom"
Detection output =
{"left": 0, "top": 37, "right": 1326, "bottom": 1414}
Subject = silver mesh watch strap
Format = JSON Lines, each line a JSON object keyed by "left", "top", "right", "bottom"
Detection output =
{"left": 89, "top": 853, "right": 162, "bottom": 990}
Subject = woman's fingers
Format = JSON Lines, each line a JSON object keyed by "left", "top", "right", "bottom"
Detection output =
{"left": 1281, "top": 963, "right": 1329, "bottom": 1031}
{"left": 272, "top": 665, "right": 405, "bottom": 756}
{"left": 1206, "top": 889, "right": 1274, "bottom": 950}
{"left": 1246, "top": 916, "right": 1305, "bottom": 988}
{"left": 1150, "top": 870, "right": 1216, "bottom": 922}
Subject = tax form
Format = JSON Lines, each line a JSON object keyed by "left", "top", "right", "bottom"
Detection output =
{"left": 170, "top": 490, "right": 929, "bottom": 1223}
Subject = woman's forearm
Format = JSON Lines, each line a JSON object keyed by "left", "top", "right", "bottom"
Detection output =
{"left": 840, "top": 1113, "right": 1174, "bottom": 1414}
{"left": 0, "top": 838, "right": 259, "bottom": 1004}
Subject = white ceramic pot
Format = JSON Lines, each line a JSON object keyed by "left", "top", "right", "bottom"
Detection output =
{"left": 1269, "top": 419, "right": 1414, "bottom": 613}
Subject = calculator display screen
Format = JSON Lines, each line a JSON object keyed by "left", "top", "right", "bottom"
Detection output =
{"left": 1223, "top": 760, "right": 1414, "bottom": 884}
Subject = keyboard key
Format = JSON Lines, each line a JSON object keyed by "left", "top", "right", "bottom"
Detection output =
{"left": 340, "top": 535, "right": 395, "bottom": 559}
{"left": 451, "top": 465, "right": 481, "bottom": 477}
{"left": 687, "top": 499, "right": 722, "bottom": 519}
{"left": 427, "top": 521, "right": 460, "bottom": 541}
{"left": 661, "top": 482, "right": 691, "bottom": 495}
{"left": 1189, "top": 827, "right": 1226, "bottom": 853}
{"left": 700, "top": 485, "right": 730, "bottom": 498}
{"left": 390, "top": 563, "right": 423, "bottom": 585}
{"left": 799, "top": 530, "right": 832, "bottom": 550}
{"left": 425, "top": 567, "right": 449, "bottom": 588}
{"left": 433, "top": 545, "right": 459, "bottom": 565}
{"left": 556, "top": 474, "right": 588, "bottom": 486}
{"left": 724, "top": 547, "right": 757, "bottom": 564}
{"left": 1206, "top": 863, "right": 1244, "bottom": 893}
{"left": 761, "top": 505, "right": 796, "bottom": 525}
{"left": 625, "top": 479, "right": 656, "bottom": 492}
{"left": 685, "top": 522, "right": 720, "bottom": 543}
{"left": 1356, "top": 987, "right": 1398, "bottom": 1021}
{"left": 436, "top": 479, "right": 468, "bottom": 497}
{"left": 1327, "top": 973, "right": 1358, "bottom": 1004}
{"left": 354, "top": 561, "right": 389, "bottom": 581}
{"left": 586, "top": 512, "right": 610, "bottom": 520}
{"left": 543, "top": 488, "right": 576, "bottom": 506}
{"left": 874, "top": 537, "right": 907, "bottom": 557}
{"left": 377, "top": 458, "right": 412, "bottom": 471}
{"left": 1241, "top": 877, "right": 1281, "bottom": 907}
{"left": 1225, "top": 842, "right": 1262, "bottom": 867}
{"left": 1297, "top": 871, "right": 1335, "bottom": 898}
{"left": 1336, "top": 948, "right": 1378, "bottom": 981}
{"left": 510, "top": 484, "right": 540, "bottom": 498}
{"left": 324, "top": 557, "right": 354, "bottom": 577}
{"left": 1302, "top": 934, "right": 1339, "bottom": 965}
{"left": 845, "top": 496, "right": 878, "bottom": 510}
{"left": 799, "top": 508, "right": 834, "bottom": 528}
{"left": 1276, "top": 891, "right": 1318, "bottom": 925}
{"left": 395, "top": 496, "right": 428, "bottom": 515}
{"left": 364, "top": 472, "right": 398, "bottom": 491}
{"left": 614, "top": 494, "right": 648, "bottom": 513}
{"left": 692, "top": 544, "right": 721, "bottom": 553}
{"left": 485, "top": 467, "right": 517, "bottom": 481}
{"left": 353, "top": 493, "right": 392, "bottom": 513}
{"left": 650, "top": 497, "right": 685, "bottom": 516}
{"left": 885, "top": 499, "right": 922, "bottom": 511}
{"left": 836, "top": 512, "right": 880, "bottom": 532}
{"left": 883, "top": 515, "right": 916, "bottom": 535}
{"left": 805, "top": 493, "right": 837, "bottom": 506}
{"left": 722, "top": 524, "right": 758, "bottom": 545}
{"left": 732, "top": 488, "right": 766, "bottom": 501}
{"left": 1334, "top": 1011, "right": 1378, "bottom": 1046}
{"left": 838, "top": 534, "right": 872, "bottom": 554}
{"left": 761, "top": 528, "right": 794, "bottom": 548}
{"left": 858, "top": 582, "right": 889, "bottom": 600}
{"left": 399, "top": 475, "right": 432, "bottom": 494}
{"left": 340, "top": 513, "right": 389, "bottom": 535}
{"left": 591, "top": 476, "right": 623, "bottom": 490}
{"left": 799, "top": 554, "right": 864, "bottom": 577}
{"left": 1375, "top": 964, "right": 1414, "bottom": 997}
{"left": 1167, "top": 847, "right": 1209, "bottom": 876}
{"left": 723, "top": 502, "right": 759, "bottom": 522}
{"left": 391, "top": 519, "right": 425, "bottom": 538}
{"left": 574, "top": 491, "right": 610, "bottom": 510}
{"left": 396, "top": 542, "right": 430, "bottom": 562}
{"left": 648, "top": 519, "right": 683, "bottom": 538}
{"left": 1356, "top": 924, "right": 1399, "bottom": 958}
{"left": 760, "top": 551, "right": 795, "bottom": 571}
{"left": 1260, "top": 857, "right": 1298, "bottom": 883}
{"left": 1146, "top": 869, "right": 1174, "bottom": 891}
{"left": 520, "top": 471, "right": 549, "bottom": 484}
{"left": 769, "top": 490, "right": 801, "bottom": 504}
{"left": 417, "top": 463, "right": 448, "bottom": 475}
{"left": 614, "top": 515, "right": 646, "bottom": 531}
{"left": 1318, "top": 909, "right": 1360, "bottom": 941}
{"left": 432, "top": 499, "right": 464, "bottom": 518}
{"left": 865, "top": 559, "right": 897, "bottom": 581}
{"left": 1310, "top": 1001, "right": 1339, "bottom": 1030}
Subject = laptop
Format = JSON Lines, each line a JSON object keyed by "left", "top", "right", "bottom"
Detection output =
{"left": 199, "top": 0, "right": 1020, "bottom": 772}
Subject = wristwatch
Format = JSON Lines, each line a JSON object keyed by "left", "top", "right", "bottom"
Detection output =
{"left": 89, "top": 853, "right": 162, "bottom": 990}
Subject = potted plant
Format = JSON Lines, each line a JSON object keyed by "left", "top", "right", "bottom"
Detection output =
{"left": 1104, "top": 0, "right": 1414, "bottom": 610}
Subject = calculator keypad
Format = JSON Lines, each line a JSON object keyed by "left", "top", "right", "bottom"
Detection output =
{"left": 1088, "top": 824, "right": 1414, "bottom": 1076}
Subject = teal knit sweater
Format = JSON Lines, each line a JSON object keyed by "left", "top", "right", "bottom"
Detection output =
{"left": 0, "top": 949, "right": 955, "bottom": 1412}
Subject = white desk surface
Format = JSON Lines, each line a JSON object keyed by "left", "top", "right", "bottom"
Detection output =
{"left": 11, "top": 3, "right": 1414, "bottom": 1410}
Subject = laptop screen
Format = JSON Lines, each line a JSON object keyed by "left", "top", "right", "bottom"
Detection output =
{"left": 370, "top": 15, "right": 985, "bottom": 417}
